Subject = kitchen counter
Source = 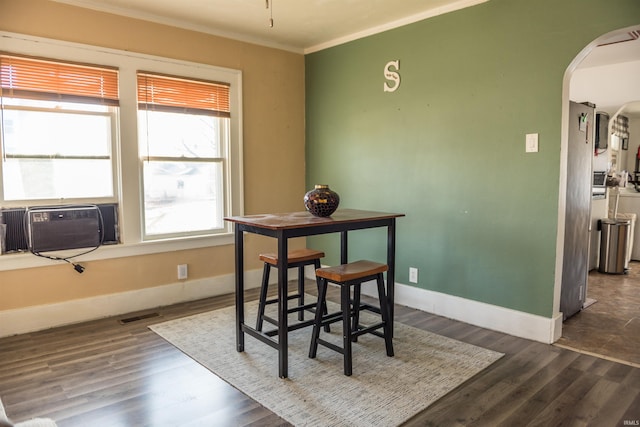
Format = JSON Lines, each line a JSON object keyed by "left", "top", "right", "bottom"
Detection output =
{"left": 616, "top": 187, "right": 640, "bottom": 197}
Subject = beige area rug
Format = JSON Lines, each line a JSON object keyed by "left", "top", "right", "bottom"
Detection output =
{"left": 149, "top": 298, "right": 503, "bottom": 427}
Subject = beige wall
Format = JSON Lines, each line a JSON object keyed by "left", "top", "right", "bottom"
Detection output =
{"left": 0, "top": 0, "right": 306, "bottom": 312}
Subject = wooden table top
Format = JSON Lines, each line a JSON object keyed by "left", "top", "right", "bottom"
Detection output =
{"left": 224, "top": 209, "right": 404, "bottom": 230}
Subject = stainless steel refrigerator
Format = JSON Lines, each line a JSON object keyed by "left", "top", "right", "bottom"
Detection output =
{"left": 560, "top": 101, "right": 595, "bottom": 320}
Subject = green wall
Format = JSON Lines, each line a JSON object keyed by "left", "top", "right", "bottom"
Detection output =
{"left": 305, "top": 0, "right": 640, "bottom": 317}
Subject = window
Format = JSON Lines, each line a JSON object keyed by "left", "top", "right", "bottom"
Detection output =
{"left": 0, "top": 54, "right": 119, "bottom": 202}
{"left": 137, "top": 72, "right": 231, "bottom": 239}
{"left": 0, "top": 32, "right": 243, "bottom": 268}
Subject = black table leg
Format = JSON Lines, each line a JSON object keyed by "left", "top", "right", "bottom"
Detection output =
{"left": 235, "top": 226, "right": 245, "bottom": 352}
{"left": 341, "top": 230, "right": 348, "bottom": 264}
{"left": 276, "top": 232, "right": 289, "bottom": 378}
{"left": 387, "top": 219, "right": 396, "bottom": 337}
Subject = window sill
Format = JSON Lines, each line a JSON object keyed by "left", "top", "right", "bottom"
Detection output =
{"left": 0, "top": 233, "right": 234, "bottom": 272}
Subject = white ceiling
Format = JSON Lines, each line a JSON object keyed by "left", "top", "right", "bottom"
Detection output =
{"left": 51, "top": 0, "right": 489, "bottom": 54}
{"left": 52, "top": 0, "right": 640, "bottom": 114}
{"left": 578, "top": 33, "right": 640, "bottom": 69}
{"left": 574, "top": 29, "right": 640, "bottom": 117}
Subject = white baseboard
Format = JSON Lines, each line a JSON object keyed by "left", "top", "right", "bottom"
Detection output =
{"left": 1, "top": 270, "right": 562, "bottom": 343}
{"left": 360, "top": 281, "right": 561, "bottom": 344}
{"left": 0, "top": 269, "right": 265, "bottom": 338}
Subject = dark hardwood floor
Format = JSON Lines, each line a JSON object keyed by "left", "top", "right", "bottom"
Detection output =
{"left": 1, "top": 285, "right": 639, "bottom": 426}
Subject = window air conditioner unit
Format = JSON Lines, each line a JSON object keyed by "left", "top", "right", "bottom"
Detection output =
{"left": 0, "top": 204, "right": 119, "bottom": 254}
{"left": 26, "top": 205, "right": 102, "bottom": 253}
{"left": 0, "top": 208, "right": 28, "bottom": 253}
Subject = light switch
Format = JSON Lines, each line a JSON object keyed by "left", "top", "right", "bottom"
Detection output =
{"left": 526, "top": 133, "right": 539, "bottom": 153}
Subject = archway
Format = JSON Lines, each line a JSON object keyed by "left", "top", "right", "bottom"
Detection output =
{"left": 554, "top": 25, "right": 640, "bottom": 354}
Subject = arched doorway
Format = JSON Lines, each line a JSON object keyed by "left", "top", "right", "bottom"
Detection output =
{"left": 555, "top": 25, "right": 640, "bottom": 365}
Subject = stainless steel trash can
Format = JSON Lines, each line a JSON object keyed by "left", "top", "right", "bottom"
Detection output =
{"left": 599, "top": 218, "right": 630, "bottom": 274}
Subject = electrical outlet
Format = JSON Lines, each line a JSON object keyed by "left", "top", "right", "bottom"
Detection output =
{"left": 409, "top": 267, "right": 418, "bottom": 283}
{"left": 177, "top": 264, "right": 188, "bottom": 280}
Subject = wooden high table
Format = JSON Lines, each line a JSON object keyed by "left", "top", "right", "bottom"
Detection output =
{"left": 224, "top": 209, "right": 404, "bottom": 378}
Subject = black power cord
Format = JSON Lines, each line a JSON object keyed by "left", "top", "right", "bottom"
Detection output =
{"left": 24, "top": 205, "right": 105, "bottom": 273}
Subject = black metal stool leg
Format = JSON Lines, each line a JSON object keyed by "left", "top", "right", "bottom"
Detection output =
{"left": 314, "top": 259, "right": 330, "bottom": 333}
{"left": 297, "top": 265, "right": 305, "bottom": 321}
{"left": 341, "top": 283, "right": 353, "bottom": 376}
{"left": 256, "top": 263, "right": 271, "bottom": 331}
{"left": 351, "top": 283, "right": 361, "bottom": 342}
{"left": 309, "top": 277, "right": 328, "bottom": 359}
{"left": 376, "top": 273, "right": 394, "bottom": 357}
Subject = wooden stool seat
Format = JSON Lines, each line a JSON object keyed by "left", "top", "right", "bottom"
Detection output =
{"left": 259, "top": 248, "right": 325, "bottom": 266}
{"left": 314, "top": 260, "right": 388, "bottom": 282}
{"left": 309, "top": 260, "right": 394, "bottom": 376}
{"left": 255, "top": 248, "right": 328, "bottom": 334}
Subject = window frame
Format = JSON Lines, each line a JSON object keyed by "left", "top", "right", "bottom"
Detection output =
{"left": 0, "top": 31, "right": 244, "bottom": 271}
{"left": 0, "top": 53, "right": 121, "bottom": 204}
{"left": 0, "top": 101, "right": 120, "bottom": 204}
{"left": 136, "top": 71, "right": 232, "bottom": 240}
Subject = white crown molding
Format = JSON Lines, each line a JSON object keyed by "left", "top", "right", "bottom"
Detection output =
{"left": 50, "top": 0, "right": 489, "bottom": 55}
{"left": 304, "top": 0, "right": 489, "bottom": 54}
{"left": 49, "top": 0, "right": 305, "bottom": 53}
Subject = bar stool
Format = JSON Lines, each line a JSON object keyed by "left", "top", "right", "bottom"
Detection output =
{"left": 255, "top": 248, "right": 327, "bottom": 332}
{"left": 308, "top": 260, "right": 394, "bottom": 376}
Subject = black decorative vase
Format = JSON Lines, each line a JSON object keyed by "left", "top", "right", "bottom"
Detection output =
{"left": 304, "top": 185, "right": 340, "bottom": 217}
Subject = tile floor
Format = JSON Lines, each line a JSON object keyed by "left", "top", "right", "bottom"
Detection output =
{"left": 557, "top": 261, "right": 640, "bottom": 367}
